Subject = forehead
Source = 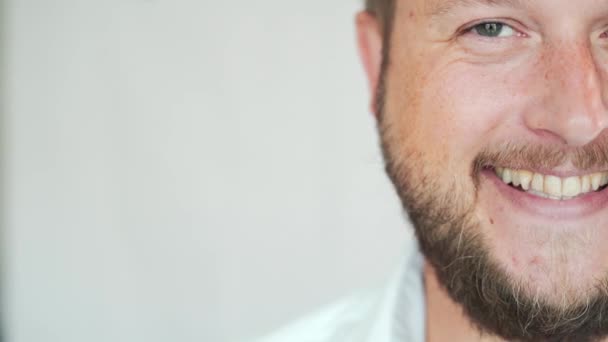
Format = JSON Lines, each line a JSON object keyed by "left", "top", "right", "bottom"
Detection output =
{"left": 423, "top": 0, "right": 524, "bottom": 15}
{"left": 416, "top": 0, "right": 608, "bottom": 14}
{"left": 397, "top": 0, "right": 608, "bottom": 27}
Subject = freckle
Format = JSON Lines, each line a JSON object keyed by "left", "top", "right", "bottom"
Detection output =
{"left": 489, "top": 218, "right": 495, "bottom": 225}
{"left": 530, "top": 256, "right": 541, "bottom": 265}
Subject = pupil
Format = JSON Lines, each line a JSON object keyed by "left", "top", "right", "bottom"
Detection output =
{"left": 478, "top": 22, "right": 503, "bottom": 37}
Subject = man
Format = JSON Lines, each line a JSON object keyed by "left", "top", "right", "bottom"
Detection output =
{"left": 258, "top": 0, "right": 608, "bottom": 341}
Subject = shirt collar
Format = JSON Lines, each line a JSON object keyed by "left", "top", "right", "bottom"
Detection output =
{"left": 365, "top": 227, "right": 426, "bottom": 342}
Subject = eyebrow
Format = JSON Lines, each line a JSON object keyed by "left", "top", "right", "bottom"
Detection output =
{"left": 427, "top": 0, "right": 526, "bottom": 18}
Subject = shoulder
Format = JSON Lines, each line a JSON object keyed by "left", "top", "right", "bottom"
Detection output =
{"left": 252, "top": 235, "right": 425, "bottom": 342}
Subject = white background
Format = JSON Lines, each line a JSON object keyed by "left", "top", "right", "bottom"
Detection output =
{"left": 2, "top": 1, "right": 407, "bottom": 341}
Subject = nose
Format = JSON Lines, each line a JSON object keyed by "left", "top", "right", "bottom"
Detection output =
{"left": 524, "top": 41, "right": 608, "bottom": 147}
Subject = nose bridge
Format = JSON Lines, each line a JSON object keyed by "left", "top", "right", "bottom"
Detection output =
{"left": 537, "top": 40, "right": 608, "bottom": 146}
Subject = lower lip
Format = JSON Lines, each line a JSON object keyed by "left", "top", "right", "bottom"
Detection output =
{"left": 482, "top": 169, "right": 608, "bottom": 220}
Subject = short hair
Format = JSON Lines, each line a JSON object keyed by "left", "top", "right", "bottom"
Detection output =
{"left": 365, "top": 0, "right": 395, "bottom": 35}
{"left": 364, "top": 0, "right": 396, "bottom": 117}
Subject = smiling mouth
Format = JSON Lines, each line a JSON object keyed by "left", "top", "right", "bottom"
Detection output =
{"left": 494, "top": 167, "right": 608, "bottom": 200}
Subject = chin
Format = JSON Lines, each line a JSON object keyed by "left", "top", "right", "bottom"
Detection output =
{"left": 381, "top": 138, "right": 608, "bottom": 340}
{"left": 477, "top": 167, "right": 608, "bottom": 309}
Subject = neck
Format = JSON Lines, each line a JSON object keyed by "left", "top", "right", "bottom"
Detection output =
{"left": 424, "top": 262, "right": 501, "bottom": 342}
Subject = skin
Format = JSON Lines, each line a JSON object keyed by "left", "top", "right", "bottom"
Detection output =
{"left": 357, "top": 0, "right": 608, "bottom": 340}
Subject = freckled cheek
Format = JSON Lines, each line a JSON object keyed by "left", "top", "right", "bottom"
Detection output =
{"left": 417, "top": 66, "right": 529, "bottom": 155}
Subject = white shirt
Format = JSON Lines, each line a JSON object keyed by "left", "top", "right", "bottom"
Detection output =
{"left": 253, "top": 234, "right": 426, "bottom": 342}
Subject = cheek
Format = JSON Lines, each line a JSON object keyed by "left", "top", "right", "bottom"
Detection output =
{"left": 383, "top": 40, "right": 544, "bottom": 180}
{"left": 407, "top": 60, "right": 538, "bottom": 164}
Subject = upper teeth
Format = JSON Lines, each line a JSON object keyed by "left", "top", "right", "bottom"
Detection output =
{"left": 495, "top": 167, "right": 608, "bottom": 200}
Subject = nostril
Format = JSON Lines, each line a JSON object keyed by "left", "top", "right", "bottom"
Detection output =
{"left": 532, "top": 115, "right": 606, "bottom": 147}
{"left": 530, "top": 128, "right": 569, "bottom": 145}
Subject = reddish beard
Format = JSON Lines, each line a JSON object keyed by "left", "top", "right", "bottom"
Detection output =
{"left": 379, "top": 119, "right": 608, "bottom": 342}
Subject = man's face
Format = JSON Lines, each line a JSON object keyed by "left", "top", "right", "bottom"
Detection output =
{"left": 376, "top": 0, "right": 608, "bottom": 339}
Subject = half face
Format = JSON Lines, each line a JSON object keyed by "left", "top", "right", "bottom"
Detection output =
{"left": 374, "top": 0, "right": 608, "bottom": 340}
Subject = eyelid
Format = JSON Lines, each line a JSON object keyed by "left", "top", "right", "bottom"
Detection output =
{"left": 459, "top": 19, "right": 527, "bottom": 38}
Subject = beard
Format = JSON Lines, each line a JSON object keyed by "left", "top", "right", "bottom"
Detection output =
{"left": 378, "top": 101, "right": 608, "bottom": 341}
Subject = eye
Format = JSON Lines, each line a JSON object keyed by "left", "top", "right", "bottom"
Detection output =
{"left": 470, "top": 22, "right": 516, "bottom": 38}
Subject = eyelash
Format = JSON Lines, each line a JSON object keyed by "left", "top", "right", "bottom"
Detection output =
{"left": 462, "top": 21, "right": 521, "bottom": 38}
{"left": 462, "top": 21, "right": 608, "bottom": 40}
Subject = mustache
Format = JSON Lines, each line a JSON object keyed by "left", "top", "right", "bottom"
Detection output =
{"left": 473, "top": 137, "right": 608, "bottom": 174}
